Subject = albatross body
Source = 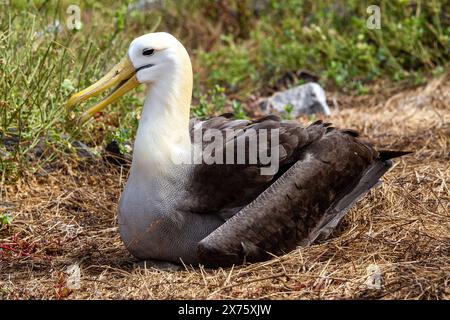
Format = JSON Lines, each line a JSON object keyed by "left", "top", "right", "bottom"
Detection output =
{"left": 66, "top": 32, "right": 408, "bottom": 267}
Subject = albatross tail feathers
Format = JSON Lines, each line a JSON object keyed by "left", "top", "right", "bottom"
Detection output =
{"left": 309, "top": 148, "right": 411, "bottom": 244}
{"left": 306, "top": 154, "right": 406, "bottom": 245}
{"left": 378, "top": 150, "right": 413, "bottom": 161}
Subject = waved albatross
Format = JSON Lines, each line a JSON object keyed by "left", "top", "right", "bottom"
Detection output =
{"left": 66, "top": 32, "right": 409, "bottom": 267}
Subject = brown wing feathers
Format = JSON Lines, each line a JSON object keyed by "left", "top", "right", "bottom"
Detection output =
{"left": 186, "top": 114, "right": 406, "bottom": 267}
{"left": 197, "top": 121, "right": 384, "bottom": 267}
{"left": 185, "top": 115, "right": 317, "bottom": 215}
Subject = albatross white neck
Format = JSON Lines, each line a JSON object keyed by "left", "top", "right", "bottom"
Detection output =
{"left": 130, "top": 54, "right": 194, "bottom": 179}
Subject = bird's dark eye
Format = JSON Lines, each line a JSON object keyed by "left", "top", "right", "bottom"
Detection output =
{"left": 142, "top": 48, "right": 155, "bottom": 56}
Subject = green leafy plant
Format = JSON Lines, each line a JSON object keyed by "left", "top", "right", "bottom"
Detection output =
{"left": 282, "top": 104, "right": 294, "bottom": 120}
{"left": 0, "top": 213, "right": 12, "bottom": 227}
{"left": 108, "top": 128, "right": 132, "bottom": 155}
{"left": 231, "top": 100, "right": 246, "bottom": 120}
{"left": 192, "top": 85, "right": 227, "bottom": 118}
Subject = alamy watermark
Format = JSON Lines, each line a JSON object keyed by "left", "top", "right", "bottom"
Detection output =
{"left": 66, "top": 5, "right": 82, "bottom": 30}
{"left": 366, "top": 264, "right": 382, "bottom": 289}
{"left": 49, "top": 3, "right": 381, "bottom": 33}
{"left": 66, "top": 264, "right": 81, "bottom": 290}
{"left": 366, "top": 5, "right": 381, "bottom": 30}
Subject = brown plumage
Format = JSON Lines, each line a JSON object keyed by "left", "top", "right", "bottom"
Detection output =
{"left": 183, "top": 114, "right": 409, "bottom": 267}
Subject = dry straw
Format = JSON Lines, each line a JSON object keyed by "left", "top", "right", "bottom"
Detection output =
{"left": 0, "top": 75, "right": 449, "bottom": 299}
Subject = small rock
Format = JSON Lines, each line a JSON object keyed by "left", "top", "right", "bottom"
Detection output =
{"left": 259, "top": 83, "right": 331, "bottom": 117}
{"left": 72, "top": 140, "right": 98, "bottom": 159}
{"left": 1, "top": 134, "right": 19, "bottom": 151}
{"left": 104, "top": 140, "right": 133, "bottom": 166}
{"left": 29, "top": 137, "right": 46, "bottom": 159}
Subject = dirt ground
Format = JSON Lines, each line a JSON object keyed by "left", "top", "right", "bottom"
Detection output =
{"left": 0, "top": 76, "right": 449, "bottom": 299}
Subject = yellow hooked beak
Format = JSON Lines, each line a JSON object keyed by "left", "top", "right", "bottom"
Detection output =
{"left": 66, "top": 56, "right": 140, "bottom": 123}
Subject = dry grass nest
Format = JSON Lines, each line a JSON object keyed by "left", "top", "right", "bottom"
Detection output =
{"left": 1, "top": 75, "right": 449, "bottom": 299}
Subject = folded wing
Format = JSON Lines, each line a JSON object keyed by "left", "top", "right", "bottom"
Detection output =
{"left": 183, "top": 114, "right": 330, "bottom": 218}
{"left": 196, "top": 127, "right": 391, "bottom": 267}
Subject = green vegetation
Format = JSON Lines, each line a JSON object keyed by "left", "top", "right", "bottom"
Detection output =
{"left": 0, "top": 0, "right": 448, "bottom": 180}
{"left": 0, "top": 213, "right": 12, "bottom": 227}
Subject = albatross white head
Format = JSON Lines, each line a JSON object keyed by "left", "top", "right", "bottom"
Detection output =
{"left": 66, "top": 32, "right": 194, "bottom": 175}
